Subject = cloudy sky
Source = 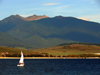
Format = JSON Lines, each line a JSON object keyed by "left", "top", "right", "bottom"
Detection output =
{"left": 0, "top": 0, "right": 100, "bottom": 23}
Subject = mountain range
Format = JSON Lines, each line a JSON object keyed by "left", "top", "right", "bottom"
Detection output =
{"left": 0, "top": 14, "right": 100, "bottom": 48}
{"left": 21, "top": 14, "right": 49, "bottom": 21}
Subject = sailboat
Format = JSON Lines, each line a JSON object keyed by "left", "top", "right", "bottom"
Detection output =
{"left": 17, "top": 51, "right": 24, "bottom": 66}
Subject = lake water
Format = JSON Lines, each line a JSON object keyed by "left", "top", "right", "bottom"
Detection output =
{"left": 0, "top": 59, "right": 100, "bottom": 75}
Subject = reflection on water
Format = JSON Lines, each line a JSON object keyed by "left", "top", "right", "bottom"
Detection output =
{"left": 0, "top": 59, "right": 100, "bottom": 75}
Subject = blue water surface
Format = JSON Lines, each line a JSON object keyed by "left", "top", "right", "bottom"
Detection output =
{"left": 0, "top": 59, "right": 100, "bottom": 75}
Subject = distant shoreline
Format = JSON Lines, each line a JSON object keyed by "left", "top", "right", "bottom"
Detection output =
{"left": 0, "top": 57, "right": 100, "bottom": 59}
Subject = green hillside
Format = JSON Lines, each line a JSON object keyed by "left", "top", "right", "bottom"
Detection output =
{"left": 0, "top": 31, "right": 32, "bottom": 48}
{"left": 0, "top": 15, "right": 26, "bottom": 32}
{"left": 7, "top": 21, "right": 74, "bottom": 48}
{"left": 6, "top": 16, "right": 100, "bottom": 48}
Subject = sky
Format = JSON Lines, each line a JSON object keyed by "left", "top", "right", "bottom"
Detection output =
{"left": 0, "top": 0, "right": 100, "bottom": 23}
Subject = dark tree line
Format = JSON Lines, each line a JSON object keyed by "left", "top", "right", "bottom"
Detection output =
{"left": 2, "top": 53, "right": 100, "bottom": 58}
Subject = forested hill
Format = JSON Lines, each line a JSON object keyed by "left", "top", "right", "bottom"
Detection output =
{"left": 6, "top": 16, "right": 100, "bottom": 48}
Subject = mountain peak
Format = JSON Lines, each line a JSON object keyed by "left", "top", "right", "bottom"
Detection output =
{"left": 33, "top": 14, "right": 37, "bottom": 17}
{"left": 8, "top": 14, "right": 49, "bottom": 21}
{"left": 15, "top": 14, "right": 22, "bottom": 17}
{"left": 23, "top": 15, "right": 49, "bottom": 21}
{"left": 43, "top": 15, "right": 48, "bottom": 17}
{"left": 54, "top": 16, "right": 74, "bottom": 19}
{"left": 55, "top": 15, "right": 64, "bottom": 18}
{"left": 15, "top": 14, "right": 20, "bottom": 16}
{"left": 10, "top": 14, "right": 23, "bottom": 18}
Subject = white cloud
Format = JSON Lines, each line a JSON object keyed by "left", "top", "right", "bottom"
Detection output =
{"left": 77, "top": 17, "right": 89, "bottom": 21}
{"left": 79, "top": 14, "right": 100, "bottom": 23}
{"left": 43, "top": 3, "right": 60, "bottom": 6}
{"left": 20, "top": 14, "right": 33, "bottom": 18}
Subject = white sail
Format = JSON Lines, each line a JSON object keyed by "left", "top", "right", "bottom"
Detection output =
{"left": 19, "top": 51, "right": 24, "bottom": 63}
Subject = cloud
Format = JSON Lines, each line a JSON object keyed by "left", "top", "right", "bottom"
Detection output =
{"left": 77, "top": 17, "right": 89, "bottom": 21}
{"left": 20, "top": 14, "right": 33, "bottom": 18}
{"left": 43, "top": 3, "right": 60, "bottom": 6}
{"left": 79, "top": 14, "right": 100, "bottom": 23}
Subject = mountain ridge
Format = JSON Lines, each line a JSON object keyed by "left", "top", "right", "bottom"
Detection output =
{"left": 6, "top": 15, "right": 100, "bottom": 48}
{"left": 0, "top": 14, "right": 49, "bottom": 32}
{"left": 22, "top": 14, "right": 49, "bottom": 21}
{"left": 0, "top": 15, "right": 100, "bottom": 48}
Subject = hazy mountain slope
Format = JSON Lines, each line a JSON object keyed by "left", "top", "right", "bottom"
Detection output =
{"left": 7, "top": 21, "right": 73, "bottom": 48}
{"left": 0, "top": 14, "right": 49, "bottom": 32}
{"left": 0, "top": 31, "right": 30, "bottom": 47}
{"left": 7, "top": 16, "right": 100, "bottom": 48}
{"left": 0, "top": 15, "right": 25, "bottom": 32}
{"left": 61, "top": 31, "right": 100, "bottom": 43}
{"left": 37, "top": 16, "right": 100, "bottom": 35}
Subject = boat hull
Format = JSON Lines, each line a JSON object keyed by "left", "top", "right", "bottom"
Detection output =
{"left": 17, "top": 64, "right": 24, "bottom": 66}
